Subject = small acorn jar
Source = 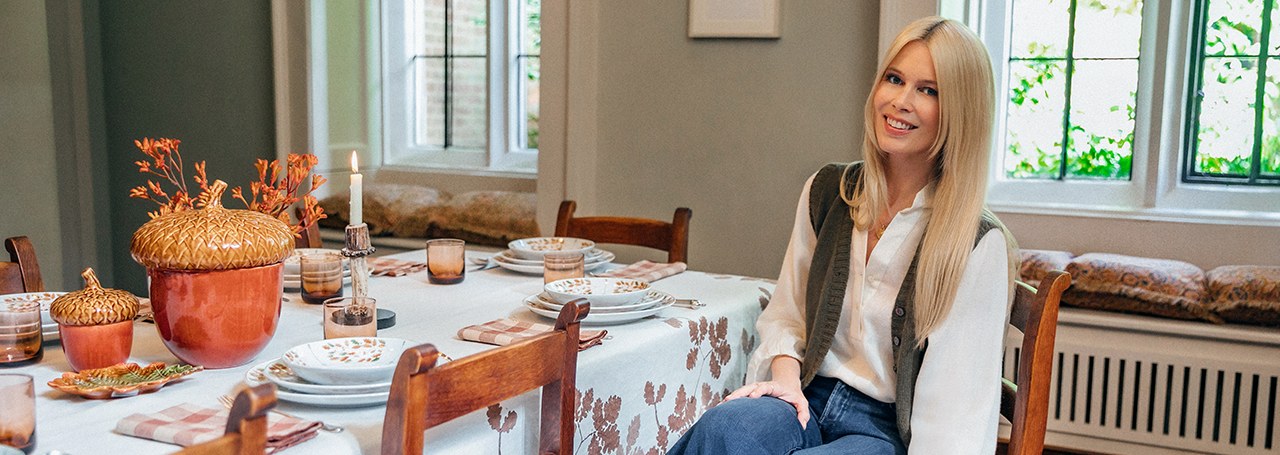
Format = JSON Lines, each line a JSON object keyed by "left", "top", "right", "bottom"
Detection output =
{"left": 50, "top": 268, "right": 139, "bottom": 372}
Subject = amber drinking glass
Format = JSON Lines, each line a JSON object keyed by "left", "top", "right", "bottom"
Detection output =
{"left": 300, "top": 252, "right": 344, "bottom": 305}
{"left": 0, "top": 308, "right": 41, "bottom": 368}
{"left": 323, "top": 297, "right": 377, "bottom": 339}
{"left": 544, "top": 251, "right": 585, "bottom": 284}
{"left": 426, "top": 239, "right": 465, "bottom": 284}
{"left": 0, "top": 374, "right": 35, "bottom": 453}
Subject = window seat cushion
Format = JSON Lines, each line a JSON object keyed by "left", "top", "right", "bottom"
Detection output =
{"left": 1062, "top": 253, "right": 1222, "bottom": 324}
{"left": 1019, "top": 249, "right": 1074, "bottom": 288}
{"left": 1205, "top": 265, "right": 1280, "bottom": 327}
{"left": 318, "top": 184, "right": 537, "bottom": 247}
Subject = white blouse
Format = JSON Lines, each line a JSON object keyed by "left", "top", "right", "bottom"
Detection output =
{"left": 746, "top": 172, "right": 1011, "bottom": 454}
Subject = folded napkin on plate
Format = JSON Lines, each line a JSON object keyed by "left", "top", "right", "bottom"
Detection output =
{"left": 594, "top": 260, "right": 687, "bottom": 282}
{"left": 116, "top": 403, "right": 321, "bottom": 453}
{"left": 459, "top": 319, "right": 607, "bottom": 351}
{"left": 366, "top": 257, "right": 428, "bottom": 277}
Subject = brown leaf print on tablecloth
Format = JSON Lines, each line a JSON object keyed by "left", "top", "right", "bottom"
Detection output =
{"left": 759, "top": 286, "right": 773, "bottom": 310}
{"left": 487, "top": 404, "right": 517, "bottom": 454}
{"left": 575, "top": 388, "right": 622, "bottom": 455}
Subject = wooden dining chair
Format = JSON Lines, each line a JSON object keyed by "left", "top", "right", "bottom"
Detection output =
{"left": 176, "top": 384, "right": 277, "bottom": 455}
{"left": 554, "top": 200, "right": 692, "bottom": 263}
{"left": 294, "top": 206, "right": 323, "bottom": 249}
{"left": 999, "top": 270, "right": 1072, "bottom": 455}
{"left": 381, "top": 300, "right": 590, "bottom": 455}
{"left": 1, "top": 236, "right": 43, "bottom": 294}
{"left": 295, "top": 221, "right": 322, "bottom": 249}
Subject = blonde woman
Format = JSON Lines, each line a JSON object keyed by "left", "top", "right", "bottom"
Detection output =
{"left": 667, "top": 17, "right": 1020, "bottom": 455}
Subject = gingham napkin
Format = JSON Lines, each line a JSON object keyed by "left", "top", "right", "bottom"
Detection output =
{"left": 366, "top": 257, "right": 429, "bottom": 277}
{"left": 594, "top": 260, "right": 688, "bottom": 283}
{"left": 458, "top": 319, "right": 607, "bottom": 351}
{"left": 116, "top": 403, "right": 321, "bottom": 453}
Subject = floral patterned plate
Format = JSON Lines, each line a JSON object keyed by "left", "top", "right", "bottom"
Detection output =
{"left": 532, "top": 290, "right": 672, "bottom": 313}
{"left": 245, "top": 359, "right": 389, "bottom": 407}
{"left": 281, "top": 337, "right": 412, "bottom": 385}
{"left": 523, "top": 293, "right": 674, "bottom": 325}
{"left": 258, "top": 358, "right": 391, "bottom": 395}
{"left": 493, "top": 251, "right": 615, "bottom": 274}
{"left": 47, "top": 362, "right": 201, "bottom": 399}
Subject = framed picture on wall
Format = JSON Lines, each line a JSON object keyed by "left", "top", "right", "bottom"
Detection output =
{"left": 688, "top": 0, "right": 781, "bottom": 39}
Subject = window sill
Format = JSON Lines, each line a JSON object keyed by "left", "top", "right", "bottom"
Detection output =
{"left": 373, "top": 165, "right": 537, "bottom": 195}
{"left": 987, "top": 202, "right": 1280, "bottom": 228}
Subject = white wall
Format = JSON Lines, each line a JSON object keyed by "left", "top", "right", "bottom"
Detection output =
{"left": 541, "top": 0, "right": 883, "bottom": 279}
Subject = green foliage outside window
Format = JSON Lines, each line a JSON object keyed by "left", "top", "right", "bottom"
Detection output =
{"left": 1003, "top": 0, "right": 1141, "bottom": 181}
{"left": 1188, "top": 0, "right": 1280, "bottom": 183}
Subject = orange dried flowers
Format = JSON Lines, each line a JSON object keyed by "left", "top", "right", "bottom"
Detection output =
{"left": 129, "top": 137, "right": 327, "bottom": 237}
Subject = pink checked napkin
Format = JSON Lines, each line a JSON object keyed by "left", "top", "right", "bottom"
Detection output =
{"left": 594, "top": 260, "right": 687, "bottom": 282}
{"left": 116, "top": 403, "right": 322, "bottom": 453}
{"left": 458, "top": 319, "right": 607, "bottom": 351}
{"left": 367, "top": 257, "right": 429, "bottom": 277}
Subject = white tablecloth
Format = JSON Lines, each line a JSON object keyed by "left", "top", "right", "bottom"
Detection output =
{"left": 9, "top": 250, "right": 773, "bottom": 454}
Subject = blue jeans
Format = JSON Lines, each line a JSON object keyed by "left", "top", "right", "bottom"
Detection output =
{"left": 667, "top": 376, "right": 906, "bottom": 455}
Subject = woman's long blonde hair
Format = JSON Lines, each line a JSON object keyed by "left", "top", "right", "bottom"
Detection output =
{"left": 841, "top": 17, "right": 997, "bottom": 343}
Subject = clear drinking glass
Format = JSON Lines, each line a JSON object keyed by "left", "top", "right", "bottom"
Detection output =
{"left": 300, "top": 252, "right": 344, "bottom": 305}
{"left": 544, "top": 251, "right": 585, "bottom": 284}
{"left": 323, "top": 297, "right": 377, "bottom": 339}
{"left": 0, "top": 307, "right": 42, "bottom": 368}
{"left": 426, "top": 239, "right": 466, "bottom": 284}
{"left": 0, "top": 374, "right": 35, "bottom": 453}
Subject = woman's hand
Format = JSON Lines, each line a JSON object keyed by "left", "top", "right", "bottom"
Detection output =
{"left": 725, "top": 356, "right": 810, "bottom": 429}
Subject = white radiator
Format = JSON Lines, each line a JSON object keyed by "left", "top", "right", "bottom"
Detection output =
{"left": 1001, "top": 307, "right": 1280, "bottom": 455}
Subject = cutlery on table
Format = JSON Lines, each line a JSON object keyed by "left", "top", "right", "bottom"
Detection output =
{"left": 218, "top": 395, "right": 344, "bottom": 433}
{"left": 674, "top": 299, "right": 704, "bottom": 309}
{"left": 469, "top": 254, "right": 500, "bottom": 271}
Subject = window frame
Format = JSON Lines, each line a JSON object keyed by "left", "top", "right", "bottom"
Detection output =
{"left": 382, "top": 0, "right": 537, "bottom": 176}
{"left": 977, "top": 0, "right": 1280, "bottom": 220}
{"left": 1182, "top": 0, "right": 1280, "bottom": 187}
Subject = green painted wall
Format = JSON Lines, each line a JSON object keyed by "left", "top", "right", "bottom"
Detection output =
{"left": 99, "top": 1, "right": 277, "bottom": 294}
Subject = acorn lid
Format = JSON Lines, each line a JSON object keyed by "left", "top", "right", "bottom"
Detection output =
{"left": 130, "top": 180, "right": 294, "bottom": 270}
{"left": 50, "top": 268, "right": 139, "bottom": 326}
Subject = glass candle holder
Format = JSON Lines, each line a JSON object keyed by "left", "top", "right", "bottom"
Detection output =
{"left": 544, "top": 251, "right": 585, "bottom": 284}
{"left": 0, "top": 374, "right": 35, "bottom": 453}
{"left": 300, "top": 252, "right": 345, "bottom": 305}
{"left": 323, "top": 297, "right": 377, "bottom": 339}
{"left": 0, "top": 307, "right": 42, "bottom": 368}
{"left": 426, "top": 239, "right": 466, "bottom": 284}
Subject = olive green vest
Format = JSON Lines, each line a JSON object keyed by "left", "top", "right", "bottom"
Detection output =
{"left": 799, "top": 162, "right": 1008, "bottom": 446}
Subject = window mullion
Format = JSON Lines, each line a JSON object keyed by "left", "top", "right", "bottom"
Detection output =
{"left": 1253, "top": 0, "right": 1275, "bottom": 184}
{"left": 445, "top": 0, "right": 454, "bottom": 149}
{"left": 1059, "top": 0, "right": 1080, "bottom": 180}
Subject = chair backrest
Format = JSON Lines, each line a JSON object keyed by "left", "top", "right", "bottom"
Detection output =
{"left": 553, "top": 200, "right": 692, "bottom": 263}
{"left": 381, "top": 300, "right": 590, "bottom": 455}
{"left": 0, "top": 236, "right": 43, "bottom": 294}
{"left": 295, "top": 221, "right": 322, "bottom": 249}
{"left": 175, "top": 384, "right": 277, "bottom": 455}
{"left": 1000, "top": 270, "right": 1071, "bottom": 455}
{"left": 294, "top": 207, "right": 323, "bottom": 249}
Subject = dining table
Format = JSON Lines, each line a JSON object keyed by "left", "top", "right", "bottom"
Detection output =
{"left": 8, "top": 248, "right": 775, "bottom": 454}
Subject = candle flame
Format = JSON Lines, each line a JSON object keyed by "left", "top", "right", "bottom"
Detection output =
{"left": 350, "top": 151, "right": 359, "bottom": 173}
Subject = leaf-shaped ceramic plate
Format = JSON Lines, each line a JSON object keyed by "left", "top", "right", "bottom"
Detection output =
{"left": 47, "top": 362, "right": 202, "bottom": 399}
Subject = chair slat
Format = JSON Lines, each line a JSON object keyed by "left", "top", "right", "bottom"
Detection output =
{"left": 554, "top": 201, "right": 692, "bottom": 264}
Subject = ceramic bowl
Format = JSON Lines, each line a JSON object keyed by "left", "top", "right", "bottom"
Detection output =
{"left": 507, "top": 237, "right": 596, "bottom": 260}
{"left": 281, "top": 337, "right": 413, "bottom": 385}
{"left": 544, "top": 277, "right": 650, "bottom": 308}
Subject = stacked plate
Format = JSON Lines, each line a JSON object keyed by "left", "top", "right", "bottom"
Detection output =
{"left": 244, "top": 337, "right": 413, "bottom": 407}
{"left": 282, "top": 248, "right": 352, "bottom": 289}
{"left": 523, "top": 289, "right": 676, "bottom": 325}
{"left": 0, "top": 292, "right": 67, "bottom": 341}
{"left": 492, "top": 248, "right": 616, "bottom": 274}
